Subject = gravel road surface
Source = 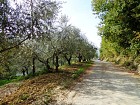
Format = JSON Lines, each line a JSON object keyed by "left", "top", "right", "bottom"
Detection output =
{"left": 58, "top": 60, "right": 140, "bottom": 105}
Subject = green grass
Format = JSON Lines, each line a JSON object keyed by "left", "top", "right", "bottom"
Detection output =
{"left": 0, "top": 76, "right": 25, "bottom": 86}
{"left": 71, "top": 61, "right": 94, "bottom": 79}
{"left": 72, "top": 68, "right": 84, "bottom": 79}
{"left": 0, "top": 79, "right": 12, "bottom": 86}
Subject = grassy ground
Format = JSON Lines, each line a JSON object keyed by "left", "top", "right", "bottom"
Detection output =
{"left": 0, "top": 76, "right": 25, "bottom": 86}
{"left": 0, "top": 61, "right": 94, "bottom": 105}
{"left": 0, "top": 80, "right": 12, "bottom": 86}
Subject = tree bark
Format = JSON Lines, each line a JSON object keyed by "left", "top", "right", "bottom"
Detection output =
{"left": 32, "top": 57, "right": 36, "bottom": 75}
{"left": 24, "top": 66, "right": 28, "bottom": 75}
{"left": 37, "top": 56, "right": 51, "bottom": 72}
{"left": 55, "top": 55, "right": 59, "bottom": 72}
{"left": 22, "top": 69, "right": 25, "bottom": 76}
{"left": 45, "top": 59, "right": 50, "bottom": 72}
{"left": 64, "top": 55, "right": 72, "bottom": 65}
{"left": 53, "top": 54, "right": 55, "bottom": 69}
{"left": 78, "top": 53, "right": 82, "bottom": 62}
{"left": 0, "top": 37, "right": 28, "bottom": 53}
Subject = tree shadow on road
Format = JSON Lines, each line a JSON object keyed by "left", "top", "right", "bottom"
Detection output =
{"left": 74, "top": 62, "right": 140, "bottom": 100}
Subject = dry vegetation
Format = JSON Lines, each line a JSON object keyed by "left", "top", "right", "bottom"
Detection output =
{"left": 0, "top": 62, "right": 93, "bottom": 105}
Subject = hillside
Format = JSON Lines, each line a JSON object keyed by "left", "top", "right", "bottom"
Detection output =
{"left": 0, "top": 62, "right": 93, "bottom": 105}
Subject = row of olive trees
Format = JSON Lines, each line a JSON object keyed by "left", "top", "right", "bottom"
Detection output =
{"left": 15, "top": 15, "right": 97, "bottom": 75}
{"left": 0, "top": 0, "right": 61, "bottom": 78}
{"left": 0, "top": 0, "right": 97, "bottom": 78}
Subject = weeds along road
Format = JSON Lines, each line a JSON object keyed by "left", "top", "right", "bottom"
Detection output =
{"left": 59, "top": 60, "right": 140, "bottom": 105}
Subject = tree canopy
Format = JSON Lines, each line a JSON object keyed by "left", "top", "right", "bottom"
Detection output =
{"left": 0, "top": 0, "right": 97, "bottom": 78}
{"left": 92, "top": 0, "right": 140, "bottom": 69}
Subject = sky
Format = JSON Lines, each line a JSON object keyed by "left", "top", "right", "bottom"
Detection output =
{"left": 59, "top": 0, "right": 101, "bottom": 48}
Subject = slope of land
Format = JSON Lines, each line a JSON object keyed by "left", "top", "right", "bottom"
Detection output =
{"left": 0, "top": 62, "right": 92, "bottom": 105}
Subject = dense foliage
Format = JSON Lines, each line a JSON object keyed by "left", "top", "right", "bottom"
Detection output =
{"left": 92, "top": 0, "right": 140, "bottom": 69}
{"left": 0, "top": 0, "right": 97, "bottom": 79}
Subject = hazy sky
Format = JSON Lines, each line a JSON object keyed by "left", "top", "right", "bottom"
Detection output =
{"left": 60, "top": 0, "right": 101, "bottom": 48}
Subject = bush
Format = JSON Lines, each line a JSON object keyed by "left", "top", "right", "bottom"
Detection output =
{"left": 123, "top": 61, "right": 132, "bottom": 67}
{"left": 129, "top": 65, "right": 137, "bottom": 70}
{"left": 134, "top": 56, "right": 140, "bottom": 64}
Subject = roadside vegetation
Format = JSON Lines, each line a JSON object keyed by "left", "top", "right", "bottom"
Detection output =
{"left": 0, "top": 61, "right": 93, "bottom": 105}
{"left": 0, "top": 0, "right": 97, "bottom": 83}
{"left": 92, "top": 0, "right": 140, "bottom": 71}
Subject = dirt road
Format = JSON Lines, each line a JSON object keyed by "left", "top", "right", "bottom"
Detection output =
{"left": 58, "top": 60, "right": 140, "bottom": 105}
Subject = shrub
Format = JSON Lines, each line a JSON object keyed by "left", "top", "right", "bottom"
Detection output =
{"left": 123, "top": 61, "right": 132, "bottom": 67}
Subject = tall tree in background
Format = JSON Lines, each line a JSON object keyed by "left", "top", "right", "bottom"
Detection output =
{"left": 92, "top": 0, "right": 140, "bottom": 67}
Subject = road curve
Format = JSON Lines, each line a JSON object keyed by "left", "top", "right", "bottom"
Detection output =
{"left": 59, "top": 60, "right": 140, "bottom": 105}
